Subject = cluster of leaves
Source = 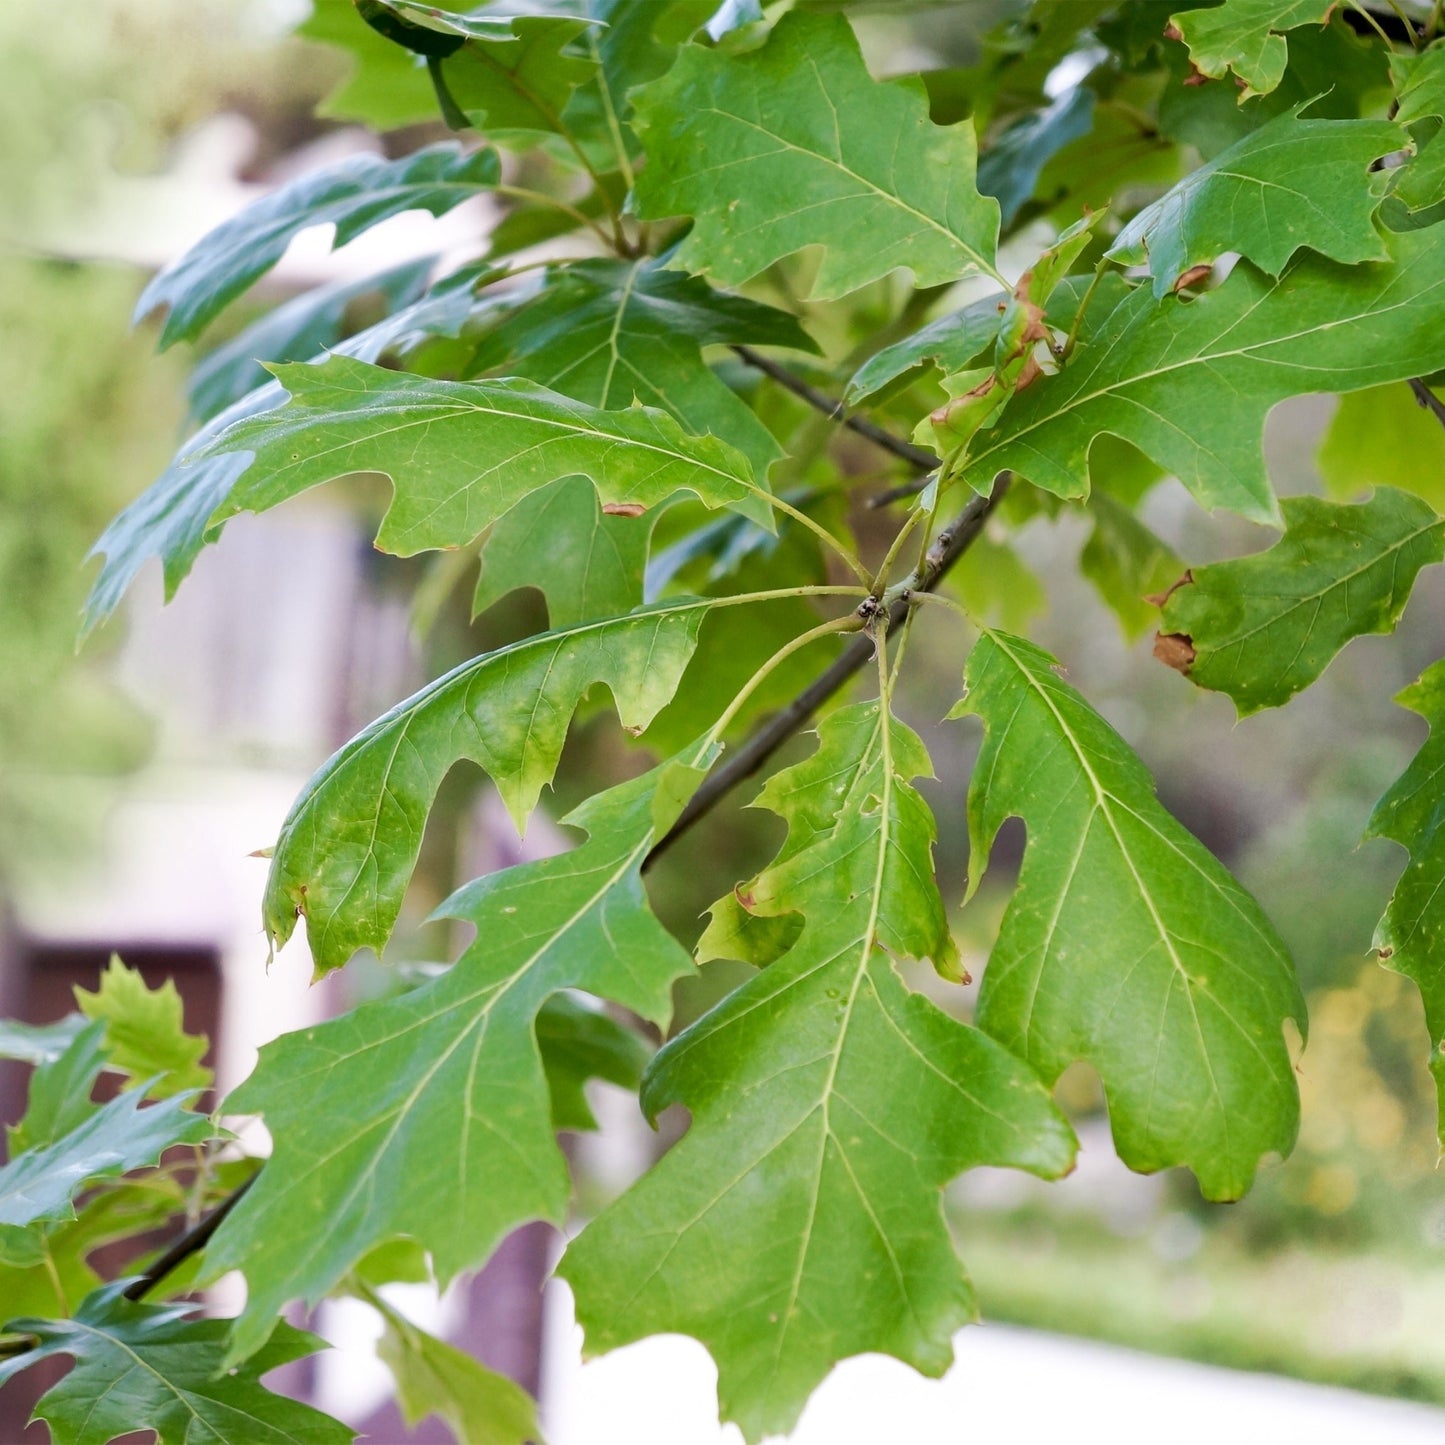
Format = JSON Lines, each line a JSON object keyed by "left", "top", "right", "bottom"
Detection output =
{"left": 10, "top": 0, "right": 1445, "bottom": 1440}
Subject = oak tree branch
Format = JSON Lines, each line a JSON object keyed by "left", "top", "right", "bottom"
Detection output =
{"left": 645, "top": 475, "right": 1010, "bottom": 869}
{"left": 731, "top": 344, "right": 939, "bottom": 472}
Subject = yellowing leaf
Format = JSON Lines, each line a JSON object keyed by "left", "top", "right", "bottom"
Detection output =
{"left": 75, "top": 956, "right": 211, "bottom": 1099}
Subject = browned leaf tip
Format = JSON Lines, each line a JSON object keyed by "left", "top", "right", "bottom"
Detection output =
{"left": 1144, "top": 569, "right": 1194, "bottom": 609}
{"left": 1174, "top": 263, "right": 1214, "bottom": 293}
{"left": 603, "top": 502, "right": 647, "bottom": 517}
{"left": 1153, "top": 632, "right": 1196, "bottom": 674}
{"left": 1163, "top": 21, "right": 1183, "bottom": 40}
{"left": 1183, "top": 66, "right": 1209, "bottom": 87}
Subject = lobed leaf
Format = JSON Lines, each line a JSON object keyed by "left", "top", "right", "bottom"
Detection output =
{"left": 1168, "top": 0, "right": 1335, "bottom": 98}
{"left": 564, "top": 703, "right": 1075, "bottom": 1443}
{"left": 186, "top": 256, "right": 434, "bottom": 423}
{"left": 0, "top": 1088, "right": 211, "bottom": 1232}
{"left": 846, "top": 291, "right": 1005, "bottom": 404}
{"left": 1107, "top": 106, "right": 1401, "bottom": 297}
{"left": 631, "top": 11, "right": 1001, "bottom": 298}
{"left": 1391, "top": 41, "right": 1445, "bottom": 212}
{"left": 955, "top": 631, "right": 1304, "bottom": 1200}
{"left": 0, "top": 1282, "right": 352, "bottom": 1445}
{"left": 84, "top": 265, "right": 488, "bottom": 636}
{"left": 75, "top": 956, "right": 212, "bottom": 1099}
{"left": 466, "top": 256, "right": 810, "bottom": 477}
{"left": 1158, "top": 487, "right": 1445, "bottom": 714}
{"left": 473, "top": 474, "right": 651, "bottom": 627}
{"left": 206, "top": 758, "right": 706, "bottom": 1366}
{"left": 963, "top": 227, "right": 1445, "bottom": 524}
{"left": 1366, "top": 662, "right": 1445, "bottom": 1142}
{"left": 133, "top": 144, "right": 501, "bottom": 347}
{"left": 200, "top": 354, "right": 770, "bottom": 556}
{"left": 376, "top": 1300, "right": 542, "bottom": 1445}
{"left": 262, "top": 596, "right": 747, "bottom": 976}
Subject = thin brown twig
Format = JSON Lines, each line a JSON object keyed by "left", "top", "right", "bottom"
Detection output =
{"left": 121, "top": 1172, "right": 258, "bottom": 1302}
{"left": 1409, "top": 377, "right": 1445, "bottom": 427}
{"left": 644, "top": 475, "right": 1010, "bottom": 869}
{"left": 731, "top": 344, "right": 939, "bottom": 472}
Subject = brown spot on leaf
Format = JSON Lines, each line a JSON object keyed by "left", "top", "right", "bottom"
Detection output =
{"left": 1015, "top": 355, "right": 1045, "bottom": 392}
{"left": 1377, "top": 945, "right": 1394, "bottom": 961}
{"left": 1153, "top": 632, "right": 1196, "bottom": 674}
{"left": 603, "top": 502, "right": 647, "bottom": 517}
{"left": 734, "top": 885, "right": 757, "bottom": 913}
{"left": 1144, "top": 569, "right": 1194, "bottom": 609}
{"left": 1174, "top": 263, "right": 1214, "bottom": 293}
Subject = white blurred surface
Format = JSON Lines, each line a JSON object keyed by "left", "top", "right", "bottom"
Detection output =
{"left": 541, "top": 1280, "right": 1445, "bottom": 1445}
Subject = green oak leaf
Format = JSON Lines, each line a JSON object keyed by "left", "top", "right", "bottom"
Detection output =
{"left": 1391, "top": 42, "right": 1445, "bottom": 212}
{"left": 5, "top": 1021, "right": 109, "bottom": 1157}
{"left": 362, "top": 1, "right": 597, "bottom": 144}
{"left": 83, "top": 263, "right": 491, "bottom": 637}
{"left": 473, "top": 474, "right": 650, "bottom": 627}
{"left": 261, "top": 596, "right": 763, "bottom": 976}
{"left": 134, "top": 144, "right": 501, "bottom": 348}
{"left": 1319, "top": 383, "right": 1445, "bottom": 508}
{"left": 1365, "top": 661, "right": 1445, "bottom": 1138}
{"left": 977, "top": 85, "right": 1096, "bottom": 227}
{"left": 0, "top": 1079, "right": 211, "bottom": 1231}
{"left": 199, "top": 354, "right": 770, "bottom": 558}
{"left": 846, "top": 291, "right": 1005, "bottom": 404}
{"left": 1080, "top": 493, "right": 1182, "bottom": 641}
{"left": 954, "top": 630, "right": 1305, "bottom": 1200}
{"left": 1159, "top": 488, "right": 1445, "bottom": 714}
{"left": 465, "top": 256, "right": 812, "bottom": 478}
{"left": 563, "top": 703, "right": 1075, "bottom": 1443}
{"left": 206, "top": 758, "right": 707, "bottom": 1366}
{"left": 962, "top": 227, "right": 1445, "bottom": 524}
{"left": 187, "top": 256, "right": 434, "bottom": 423}
{"left": 1168, "top": 0, "right": 1335, "bottom": 99}
{"left": 537, "top": 993, "right": 650, "bottom": 1133}
{"left": 75, "top": 955, "right": 212, "bottom": 1099}
{"left": 1107, "top": 106, "right": 1401, "bottom": 296}
{"left": 0, "top": 1017, "right": 86, "bottom": 1069}
{"left": 370, "top": 1288, "right": 543, "bottom": 1445}
{"left": 0, "top": 1170, "right": 216, "bottom": 1319}
{"left": 1158, "top": 17, "right": 1389, "bottom": 159}
{"left": 300, "top": 0, "right": 437, "bottom": 129}
{"left": 631, "top": 10, "right": 1000, "bottom": 298}
{"left": 0, "top": 1281, "right": 352, "bottom": 1445}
